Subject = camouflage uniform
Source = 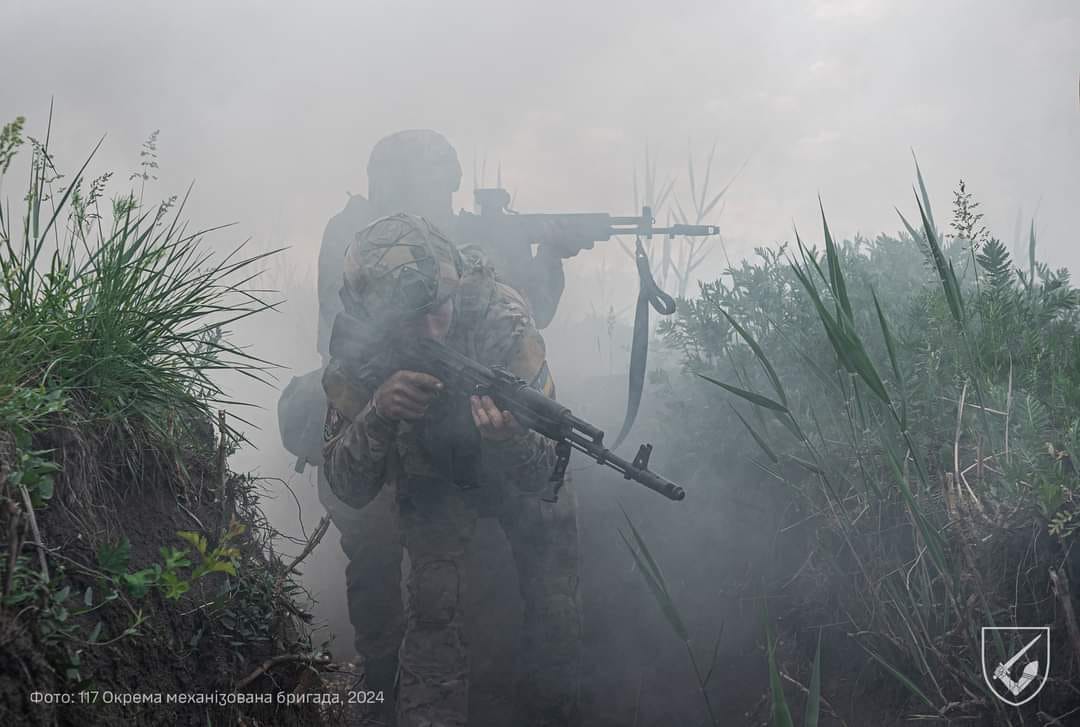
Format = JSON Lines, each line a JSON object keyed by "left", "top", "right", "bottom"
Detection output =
{"left": 311, "top": 132, "right": 462, "bottom": 693}
{"left": 309, "top": 191, "right": 406, "bottom": 698}
{"left": 322, "top": 215, "right": 581, "bottom": 726}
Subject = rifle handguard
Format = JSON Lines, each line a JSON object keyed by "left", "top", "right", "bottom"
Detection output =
{"left": 409, "top": 338, "right": 686, "bottom": 502}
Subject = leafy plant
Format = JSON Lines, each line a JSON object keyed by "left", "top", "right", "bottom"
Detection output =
{"left": 651, "top": 170, "right": 1080, "bottom": 720}
{"left": 178, "top": 516, "right": 245, "bottom": 581}
{"left": 0, "top": 385, "right": 66, "bottom": 506}
{"left": 96, "top": 518, "right": 245, "bottom": 604}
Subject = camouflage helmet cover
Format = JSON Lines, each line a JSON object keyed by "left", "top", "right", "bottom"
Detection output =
{"left": 366, "top": 129, "right": 462, "bottom": 194}
{"left": 341, "top": 213, "right": 463, "bottom": 323}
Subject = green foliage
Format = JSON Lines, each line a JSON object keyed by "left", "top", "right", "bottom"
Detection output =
{"left": 0, "top": 385, "right": 66, "bottom": 506}
{"left": 762, "top": 606, "right": 796, "bottom": 727}
{"left": 0, "top": 557, "right": 144, "bottom": 685}
{"left": 0, "top": 116, "right": 299, "bottom": 696}
{"left": 619, "top": 506, "right": 725, "bottom": 725}
{"left": 214, "top": 560, "right": 283, "bottom": 655}
{"left": 178, "top": 516, "right": 245, "bottom": 581}
{"left": 0, "top": 117, "right": 25, "bottom": 174}
{"left": 657, "top": 173, "right": 1080, "bottom": 718}
{"left": 158, "top": 547, "right": 194, "bottom": 600}
{"left": 95, "top": 519, "right": 245, "bottom": 603}
{"left": 0, "top": 115, "right": 279, "bottom": 461}
{"left": 758, "top": 614, "right": 823, "bottom": 727}
{"left": 804, "top": 630, "right": 821, "bottom": 727}
{"left": 96, "top": 537, "right": 132, "bottom": 576}
{"left": 950, "top": 179, "right": 989, "bottom": 249}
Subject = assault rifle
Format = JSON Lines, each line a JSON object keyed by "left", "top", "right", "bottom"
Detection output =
{"left": 329, "top": 313, "right": 686, "bottom": 503}
{"left": 411, "top": 337, "right": 686, "bottom": 502}
{"left": 455, "top": 187, "right": 721, "bottom": 257}
{"left": 452, "top": 187, "right": 722, "bottom": 329}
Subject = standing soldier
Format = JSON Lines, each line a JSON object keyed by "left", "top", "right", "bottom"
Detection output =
{"left": 322, "top": 214, "right": 580, "bottom": 726}
{"left": 277, "top": 129, "right": 583, "bottom": 724}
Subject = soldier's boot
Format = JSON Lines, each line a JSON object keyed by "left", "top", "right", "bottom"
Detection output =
{"left": 501, "top": 483, "right": 583, "bottom": 727}
{"left": 395, "top": 559, "right": 469, "bottom": 727}
{"left": 352, "top": 653, "right": 398, "bottom": 726}
{"left": 318, "top": 471, "right": 405, "bottom": 724}
{"left": 395, "top": 478, "right": 476, "bottom": 727}
{"left": 343, "top": 521, "right": 404, "bottom": 725}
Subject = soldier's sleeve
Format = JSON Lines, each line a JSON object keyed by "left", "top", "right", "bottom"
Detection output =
{"left": 481, "top": 284, "right": 559, "bottom": 486}
{"left": 321, "top": 358, "right": 397, "bottom": 510}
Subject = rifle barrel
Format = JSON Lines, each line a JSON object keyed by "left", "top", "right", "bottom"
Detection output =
{"left": 656, "top": 224, "right": 722, "bottom": 237}
{"left": 567, "top": 431, "right": 685, "bottom": 501}
{"left": 607, "top": 221, "right": 721, "bottom": 239}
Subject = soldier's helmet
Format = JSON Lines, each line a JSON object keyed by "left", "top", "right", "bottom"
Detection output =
{"left": 341, "top": 213, "right": 463, "bottom": 323}
{"left": 367, "top": 129, "right": 462, "bottom": 195}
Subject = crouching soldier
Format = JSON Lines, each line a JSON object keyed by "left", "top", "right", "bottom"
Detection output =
{"left": 321, "top": 213, "right": 581, "bottom": 726}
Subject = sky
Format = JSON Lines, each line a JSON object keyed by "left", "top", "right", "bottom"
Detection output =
{"left": 4, "top": 0, "right": 1078, "bottom": 279}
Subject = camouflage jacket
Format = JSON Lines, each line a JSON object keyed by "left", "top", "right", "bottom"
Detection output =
{"left": 321, "top": 252, "right": 558, "bottom": 510}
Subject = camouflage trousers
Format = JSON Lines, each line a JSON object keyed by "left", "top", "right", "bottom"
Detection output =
{"left": 317, "top": 469, "right": 403, "bottom": 707}
{"left": 317, "top": 469, "right": 582, "bottom": 727}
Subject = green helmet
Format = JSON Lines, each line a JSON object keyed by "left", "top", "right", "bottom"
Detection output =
{"left": 367, "top": 129, "right": 462, "bottom": 195}
{"left": 341, "top": 213, "right": 463, "bottom": 322}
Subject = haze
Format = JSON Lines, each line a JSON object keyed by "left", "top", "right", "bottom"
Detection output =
{"left": 3, "top": 0, "right": 1078, "bottom": 272}
{"left": 3, "top": 4, "right": 1080, "bottom": 718}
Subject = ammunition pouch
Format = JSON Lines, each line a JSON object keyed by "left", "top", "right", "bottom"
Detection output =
{"left": 277, "top": 367, "right": 328, "bottom": 472}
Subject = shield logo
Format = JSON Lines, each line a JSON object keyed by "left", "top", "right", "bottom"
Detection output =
{"left": 981, "top": 627, "right": 1050, "bottom": 707}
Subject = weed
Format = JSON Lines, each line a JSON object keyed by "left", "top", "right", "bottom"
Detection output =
{"left": 640, "top": 168, "right": 1080, "bottom": 722}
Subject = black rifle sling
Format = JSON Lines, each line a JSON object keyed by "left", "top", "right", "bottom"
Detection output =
{"left": 612, "top": 236, "right": 676, "bottom": 450}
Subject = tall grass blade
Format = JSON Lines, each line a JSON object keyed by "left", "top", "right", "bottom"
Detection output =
{"left": 789, "top": 252, "right": 891, "bottom": 406}
{"left": 912, "top": 151, "right": 936, "bottom": 236}
{"left": 37, "top": 136, "right": 104, "bottom": 250}
{"left": 729, "top": 403, "right": 780, "bottom": 463}
{"left": 820, "top": 200, "right": 853, "bottom": 321}
{"left": 695, "top": 372, "right": 789, "bottom": 413}
{"left": 717, "top": 307, "right": 788, "bottom": 406}
{"left": 857, "top": 641, "right": 934, "bottom": 708}
{"left": 1028, "top": 220, "right": 1037, "bottom": 297}
{"left": 765, "top": 612, "right": 795, "bottom": 727}
{"left": 618, "top": 506, "right": 688, "bottom": 641}
{"left": 871, "top": 289, "right": 906, "bottom": 431}
{"left": 804, "top": 629, "right": 822, "bottom": 727}
{"left": 914, "top": 192, "right": 965, "bottom": 327}
{"left": 881, "top": 436, "right": 949, "bottom": 578}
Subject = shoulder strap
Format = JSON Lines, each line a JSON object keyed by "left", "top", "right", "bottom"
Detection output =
{"left": 612, "top": 236, "right": 677, "bottom": 450}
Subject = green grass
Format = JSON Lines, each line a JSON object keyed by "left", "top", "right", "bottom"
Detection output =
{"left": 0, "top": 113, "right": 280, "bottom": 455}
{"left": 641, "top": 163, "right": 1080, "bottom": 722}
{"left": 0, "top": 114, "right": 316, "bottom": 698}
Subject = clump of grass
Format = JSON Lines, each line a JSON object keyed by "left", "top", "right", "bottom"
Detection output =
{"left": 0, "top": 115, "right": 324, "bottom": 705}
{"left": 646, "top": 162, "right": 1080, "bottom": 722}
{"left": 0, "top": 113, "right": 279, "bottom": 459}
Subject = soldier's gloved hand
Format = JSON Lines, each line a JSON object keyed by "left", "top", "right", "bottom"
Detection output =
{"left": 373, "top": 370, "right": 444, "bottom": 421}
{"left": 536, "top": 218, "right": 595, "bottom": 259}
{"left": 470, "top": 394, "right": 526, "bottom": 441}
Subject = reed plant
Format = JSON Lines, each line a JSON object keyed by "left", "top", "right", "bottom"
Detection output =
{"left": 639, "top": 163, "right": 1080, "bottom": 723}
